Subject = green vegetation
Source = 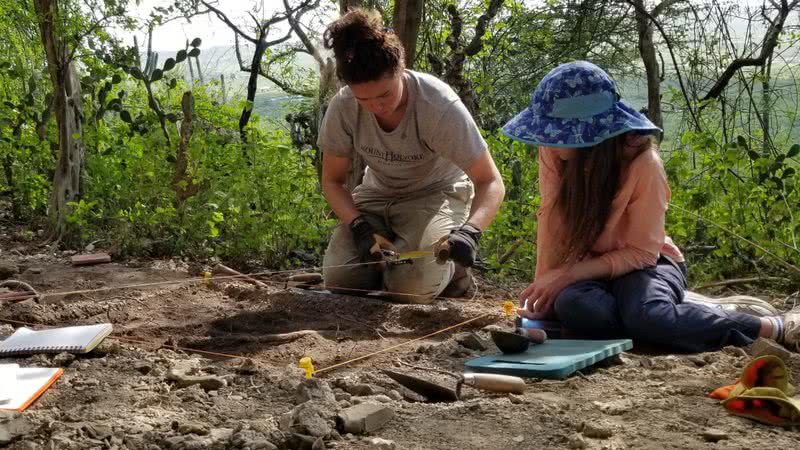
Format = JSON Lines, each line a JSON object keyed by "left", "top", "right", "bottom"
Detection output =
{"left": 2, "top": 0, "right": 799, "bottom": 286}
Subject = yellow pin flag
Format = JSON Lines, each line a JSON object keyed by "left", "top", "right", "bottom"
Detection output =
{"left": 201, "top": 271, "right": 212, "bottom": 288}
{"left": 503, "top": 300, "right": 515, "bottom": 318}
{"left": 299, "top": 356, "right": 315, "bottom": 379}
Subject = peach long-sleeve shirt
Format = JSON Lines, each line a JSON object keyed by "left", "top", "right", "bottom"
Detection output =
{"left": 535, "top": 145, "right": 684, "bottom": 279}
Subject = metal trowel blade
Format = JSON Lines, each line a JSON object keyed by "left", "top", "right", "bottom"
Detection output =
{"left": 381, "top": 369, "right": 458, "bottom": 402}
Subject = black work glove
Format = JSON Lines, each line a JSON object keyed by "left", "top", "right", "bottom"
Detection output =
{"left": 446, "top": 223, "right": 482, "bottom": 267}
{"left": 349, "top": 215, "right": 395, "bottom": 262}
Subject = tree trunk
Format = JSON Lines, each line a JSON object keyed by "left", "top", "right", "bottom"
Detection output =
{"left": 239, "top": 31, "right": 268, "bottom": 141}
{"left": 392, "top": 0, "right": 423, "bottom": 69}
{"left": 761, "top": 55, "right": 772, "bottom": 155}
{"left": 173, "top": 91, "right": 206, "bottom": 204}
{"left": 194, "top": 56, "right": 204, "bottom": 84}
{"left": 634, "top": 0, "right": 663, "bottom": 132}
{"left": 34, "top": 0, "right": 84, "bottom": 242}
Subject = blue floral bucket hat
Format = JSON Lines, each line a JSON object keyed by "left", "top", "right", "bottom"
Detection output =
{"left": 502, "top": 61, "right": 660, "bottom": 148}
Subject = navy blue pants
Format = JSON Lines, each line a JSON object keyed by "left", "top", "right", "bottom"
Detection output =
{"left": 553, "top": 258, "right": 762, "bottom": 353}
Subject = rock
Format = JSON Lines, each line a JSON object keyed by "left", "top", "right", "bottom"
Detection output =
{"left": 0, "top": 261, "right": 18, "bottom": 279}
{"left": 177, "top": 422, "right": 209, "bottom": 436}
{"left": 236, "top": 358, "right": 260, "bottom": 375}
{"left": 291, "top": 402, "right": 336, "bottom": 437}
{"left": 337, "top": 403, "right": 394, "bottom": 434}
{"left": 649, "top": 356, "right": 678, "bottom": 371}
{"left": 52, "top": 352, "right": 76, "bottom": 367}
{"left": 279, "top": 412, "right": 293, "bottom": 432}
{"left": 701, "top": 428, "right": 728, "bottom": 443}
{"left": 82, "top": 423, "right": 113, "bottom": 440}
{"left": 567, "top": 433, "right": 587, "bottom": 449}
{"left": 163, "top": 435, "right": 186, "bottom": 448}
{"left": 334, "top": 392, "right": 352, "bottom": 402}
{"left": 28, "top": 267, "right": 43, "bottom": 275}
{"left": 277, "top": 365, "right": 307, "bottom": 392}
{"left": 296, "top": 378, "right": 337, "bottom": 405}
{"left": 289, "top": 433, "right": 318, "bottom": 450}
{"left": 592, "top": 399, "right": 631, "bottom": 415}
{"left": 368, "top": 437, "right": 396, "bottom": 450}
{"left": 722, "top": 346, "right": 748, "bottom": 358}
{"left": 386, "top": 390, "right": 402, "bottom": 401}
{"left": 581, "top": 422, "right": 613, "bottom": 439}
{"left": 346, "top": 383, "right": 377, "bottom": 397}
{"left": 0, "top": 324, "right": 14, "bottom": 337}
{"left": 509, "top": 394, "right": 525, "bottom": 404}
{"left": 0, "top": 412, "right": 34, "bottom": 446}
{"left": 166, "top": 368, "right": 226, "bottom": 390}
{"left": 312, "top": 436, "right": 326, "bottom": 450}
{"left": 134, "top": 361, "right": 154, "bottom": 375}
{"left": 372, "top": 395, "right": 392, "bottom": 403}
{"left": 686, "top": 355, "right": 707, "bottom": 367}
{"left": 512, "top": 435, "right": 525, "bottom": 443}
{"left": 230, "top": 430, "right": 279, "bottom": 450}
{"left": 250, "top": 441, "right": 278, "bottom": 450}
{"left": 750, "top": 337, "right": 792, "bottom": 361}
{"left": 454, "top": 332, "right": 488, "bottom": 351}
{"left": 48, "top": 432, "right": 75, "bottom": 449}
{"left": 81, "top": 378, "right": 100, "bottom": 387}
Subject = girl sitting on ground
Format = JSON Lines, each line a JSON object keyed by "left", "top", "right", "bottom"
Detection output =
{"left": 502, "top": 60, "right": 799, "bottom": 353}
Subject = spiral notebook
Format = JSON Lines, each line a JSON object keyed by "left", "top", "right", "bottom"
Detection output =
{"left": 0, "top": 364, "right": 63, "bottom": 412}
{"left": 0, "top": 323, "right": 113, "bottom": 355}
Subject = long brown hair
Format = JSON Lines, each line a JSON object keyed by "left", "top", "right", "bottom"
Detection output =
{"left": 323, "top": 8, "right": 405, "bottom": 84}
{"left": 554, "top": 133, "right": 652, "bottom": 264}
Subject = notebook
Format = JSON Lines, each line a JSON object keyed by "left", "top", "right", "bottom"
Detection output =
{"left": 0, "top": 364, "right": 63, "bottom": 412}
{"left": 0, "top": 323, "right": 113, "bottom": 355}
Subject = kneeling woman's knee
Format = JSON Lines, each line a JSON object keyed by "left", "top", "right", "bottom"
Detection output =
{"left": 553, "top": 285, "right": 593, "bottom": 323}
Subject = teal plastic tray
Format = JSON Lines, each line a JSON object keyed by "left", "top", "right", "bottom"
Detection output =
{"left": 465, "top": 338, "right": 633, "bottom": 379}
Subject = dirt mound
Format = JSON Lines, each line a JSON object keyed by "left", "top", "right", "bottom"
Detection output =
{"left": 2, "top": 257, "right": 800, "bottom": 449}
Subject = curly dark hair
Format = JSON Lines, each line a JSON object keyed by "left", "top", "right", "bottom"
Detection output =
{"left": 323, "top": 8, "right": 405, "bottom": 84}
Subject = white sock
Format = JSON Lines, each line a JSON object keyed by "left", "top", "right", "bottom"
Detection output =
{"left": 767, "top": 316, "right": 784, "bottom": 341}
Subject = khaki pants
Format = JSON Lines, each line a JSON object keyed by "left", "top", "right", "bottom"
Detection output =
{"left": 323, "top": 180, "right": 473, "bottom": 303}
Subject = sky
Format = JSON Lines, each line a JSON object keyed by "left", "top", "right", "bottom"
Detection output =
{"left": 122, "top": 0, "right": 336, "bottom": 51}
{"left": 123, "top": 0, "right": 781, "bottom": 52}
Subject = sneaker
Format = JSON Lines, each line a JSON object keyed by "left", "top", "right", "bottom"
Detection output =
{"left": 684, "top": 291, "right": 779, "bottom": 317}
{"left": 781, "top": 306, "right": 800, "bottom": 352}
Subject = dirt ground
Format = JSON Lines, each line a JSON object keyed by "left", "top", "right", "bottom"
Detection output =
{"left": 2, "top": 242, "right": 800, "bottom": 449}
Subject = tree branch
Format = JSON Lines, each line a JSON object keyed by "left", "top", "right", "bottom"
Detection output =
{"left": 652, "top": 0, "right": 685, "bottom": 18}
{"left": 234, "top": 34, "right": 249, "bottom": 71}
{"left": 256, "top": 67, "right": 314, "bottom": 97}
{"left": 464, "top": 0, "right": 503, "bottom": 56}
{"left": 282, "top": 0, "right": 323, "bottom": 65}
{"left": 264, "top": 29, "right": 293, "bottom": 48}
{"left": 200, "top": 0, "right": 257, "bottom": 44}
{"left": 702, "top": 0, "right": 799, "bottom": 101}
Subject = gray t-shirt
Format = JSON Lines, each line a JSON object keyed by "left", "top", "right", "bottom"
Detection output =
{"left": 318, "top": 70, "right": 487, "bottom": 196}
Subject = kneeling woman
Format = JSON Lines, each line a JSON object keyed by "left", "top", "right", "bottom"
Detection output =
{"left": 502, "top": 61, "right": 798, "bottom": 353}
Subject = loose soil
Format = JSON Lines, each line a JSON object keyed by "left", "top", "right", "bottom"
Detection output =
{"left": 1, "top": 244, "right": 800, "bottom": 449}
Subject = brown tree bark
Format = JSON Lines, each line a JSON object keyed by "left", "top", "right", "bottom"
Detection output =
{"left": 173, "top": 91, "right": 207, "bottom": 204}
{"left": 392, "top": 0, "right": 423, "bottom": 69}
{"left": 632, "top": 0, "right": 684, "bottom": 132}
{"left": 33, "top": 0, "right": 85, "bottom": 242}
{"left": 428, "top": 0, "right": 503, "bottom": 124}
